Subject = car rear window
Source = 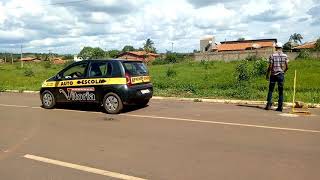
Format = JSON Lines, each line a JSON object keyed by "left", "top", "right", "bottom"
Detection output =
{"left": 123, "top": 61, "right": 148, "bottom": 76}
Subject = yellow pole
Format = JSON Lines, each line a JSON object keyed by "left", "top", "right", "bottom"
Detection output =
{"left": 292, "top": 70, "right": 297, "bottom": 113}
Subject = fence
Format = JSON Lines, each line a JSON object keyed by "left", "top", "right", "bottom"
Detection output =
{"left": 194, "top": 49, "right": 320, "bottom": 61}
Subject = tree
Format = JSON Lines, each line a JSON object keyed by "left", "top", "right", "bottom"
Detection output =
{"left": 315, "top": 37, "right": 320, "bottom": 51}
{"left": 237, "top": 37, "right": 245, "bottom": 41}
{"left": 122, "top": 45, "right": 135, "bottom": 52}
{"left": 107, "top": 50, "right": 120, "bottom": 58}
{"left": 289, "top": 33, "right": 303, "bottom": 44}
{"left": 78, "top": 47, "right": 106, "bottom": 60}
{"left": 283, "top": 41, "right": 293, "bottom": 51}
{"left": 143, "top": 38, "right": 156, "bottom": 53}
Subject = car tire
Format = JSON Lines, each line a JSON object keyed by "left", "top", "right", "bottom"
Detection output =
{"left": 137, "top": 99, "right": 150, "bottom": 107}
{"left": 103, "top": 92, "right": 123, "bottom": 114}
{"left": 41, "top": 90, "right": 56, "bottom": 109}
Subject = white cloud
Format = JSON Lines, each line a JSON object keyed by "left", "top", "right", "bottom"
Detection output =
{"left": 0, "top": 0, "right": 319, "bottom": 53}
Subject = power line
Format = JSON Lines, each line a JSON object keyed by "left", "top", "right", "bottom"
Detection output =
{"left": 48, "top": 0, "right": 89, "bottom": 6}
{"left": 7, "top": 0, "right": 90, "bottom": 9}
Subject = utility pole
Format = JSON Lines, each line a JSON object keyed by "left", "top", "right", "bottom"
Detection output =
{"left": 11, "top": 53, "right": 13, "bottom": 64}
{"left": 171, "top": 42, "right": 174, "bottom": 52}
{"left": 4, "top": 52, "right": 6, "bottom": 63}
{"left": 20, "top": 45, "right": 23, "bottom": 68}
{"left": 48, "top": 49, "right": 52, "bottom": 62}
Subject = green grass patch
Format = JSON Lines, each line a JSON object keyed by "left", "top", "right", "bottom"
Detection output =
{"left": 149, "top": 59, "right": 320, "bottom": 103}
{"left": 0, "top": 59, "right": 319, "bottom": 103}
{"left": 0, "top": 62, "right": 64, "bottom": 91}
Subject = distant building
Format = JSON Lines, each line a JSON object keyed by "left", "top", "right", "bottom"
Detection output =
{"left": 199, "top": 37, "right": 277, "bottom": 52}
{"left": 117, "top": 51, "right": 159, "bottom": 63}
{"left": 292, "top": 41, "right": 316, "bottom": 51}
{"left": 74, "top": 55, "right": 83, "bottom": 62}
{"left": 20, "top": 57, "right": 40, "bottom": 62}
{"left": 200, "top": 35, "right": 216, "bottom": 52}
{"left": 217, "top": 39, "right": 277, "bottom": 52}
{"left": 52, "top": 57, "right": 66, "bottom": 64}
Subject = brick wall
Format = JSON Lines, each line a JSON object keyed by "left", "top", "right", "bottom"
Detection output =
{"left": 194, "top": 49, "right": 320, "bottom": 61}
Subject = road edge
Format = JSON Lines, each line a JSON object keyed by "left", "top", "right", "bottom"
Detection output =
{"left": 1, "top": 90, "right": 319, "bottom": 108}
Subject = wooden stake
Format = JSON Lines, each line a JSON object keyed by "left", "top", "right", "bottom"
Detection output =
{"left": 292, "top": 70, "right": 296, "bottom": 113}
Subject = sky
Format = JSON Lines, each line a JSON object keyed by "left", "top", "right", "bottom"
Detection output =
{"left": 0, "top": 0, "right": 319, "bottom": 54}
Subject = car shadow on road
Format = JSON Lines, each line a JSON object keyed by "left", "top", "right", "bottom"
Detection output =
{"left": 121, "top": 105, "right": 149, "bottom": 113}
{"left": 49, "top": 104, "right": 148, "bottom": 114}
{"left": 53, "top": 104, "right": 103, "bottom": 113}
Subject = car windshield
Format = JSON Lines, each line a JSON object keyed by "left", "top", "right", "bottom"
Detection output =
{"left": 123, "top": 61, "right": 148, "bottom": 76}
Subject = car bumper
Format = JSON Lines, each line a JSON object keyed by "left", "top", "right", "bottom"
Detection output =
{"left": 123, "top": 83, "right": 153, "bottom": 104}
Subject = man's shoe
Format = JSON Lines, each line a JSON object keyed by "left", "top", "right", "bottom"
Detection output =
{"left": 265, "top": 105, "right": 272, "bottom": 110}
{"left": 275, "top": 108, "right": 283, "bottom": 112}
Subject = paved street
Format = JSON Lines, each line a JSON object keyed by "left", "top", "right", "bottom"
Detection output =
{"left": 0, "top": 92, "right": 320, "bottom": 180}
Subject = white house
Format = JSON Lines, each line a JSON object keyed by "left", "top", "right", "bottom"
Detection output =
{"left": 73, "top": 55, "right": 83, "bottom": 62}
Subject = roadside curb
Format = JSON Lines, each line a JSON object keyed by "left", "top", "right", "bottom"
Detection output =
{"left": 152, "top": 96, "right": 320, "bottom": 108}
{"left": 3, "top": 90, "right": 40, "bottom": 94}
{"left": 1, "top": 90, "right": 319, "bottom": 108}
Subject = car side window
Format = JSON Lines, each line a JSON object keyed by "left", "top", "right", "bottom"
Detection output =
{"left": 111, "top": 61, "right": 123, "bottom": 77}
{"left": 88, "top": 62, "right": 113, "bottom": 78}
{"left": 62, "top": 63, "right": 88, "bottom": 79}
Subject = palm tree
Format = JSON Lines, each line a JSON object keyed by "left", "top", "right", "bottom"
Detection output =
{"left": 289, "top": 33, "right": 303, "bottom": 44}
{"left": 143, "top": 38, "right": 156, "bottom": 53}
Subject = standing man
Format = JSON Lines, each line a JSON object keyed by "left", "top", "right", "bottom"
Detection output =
{"left": 265, "top": 42, "right": 289, "bottom": 112}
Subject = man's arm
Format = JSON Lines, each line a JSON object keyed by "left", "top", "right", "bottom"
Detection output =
{"left": 266, "top": 55, "right": 272, "bottom": 80}
{"left": 266, "top": 64, "right": 272, "bottom": 80}
{"left": 284, "top": 57, "right": 289, "bottom": 72}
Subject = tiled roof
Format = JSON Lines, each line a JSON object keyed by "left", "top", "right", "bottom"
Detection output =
{"left": 125, "top": 51, "right": 159, "bottom": 57}
{"left": 217, "top": 41, "right": 275, "bottom": 51}
{"left": 21, "top": 57, "right": 37, "bottom": 61}
{"left": 293, "top": 41, "right": 316, "bottom": 49}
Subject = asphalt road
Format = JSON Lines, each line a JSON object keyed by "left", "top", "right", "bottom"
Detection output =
{"left": 0, "top": 92, "right": 320, "bottom": 180}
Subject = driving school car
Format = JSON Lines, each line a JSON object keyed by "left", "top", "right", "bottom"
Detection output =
{"left": 40, "top": 59, "right": 153, "bottom": 114}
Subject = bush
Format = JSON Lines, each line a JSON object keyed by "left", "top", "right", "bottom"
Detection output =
{"left": 165, "top": 53, "right": 178, "bottom": 63}
{"left": 24, "top": 69, "right": 34, "bottom": 77}
{"left": 152, "top": 58, "right": 167, "bottom": 65}
{"left": 166, "top": 67, "right": 177, "bottom": 77}
{"left": 200, "top": 60, "right": 210, "bottom": 69}
{"left": 296, "top": 50, "right": 311, "bottom": 59}
{"left": 246, "top": 55, "right": 259, "bottom": 61}
{"left": 252, "top": 59, "right": 268, "bottom": 77}
{"left": 235, "top": 60, "right": 251, "bottom": 82}
{"left": 43, "top": 62, "right": 52, "bottom": 69}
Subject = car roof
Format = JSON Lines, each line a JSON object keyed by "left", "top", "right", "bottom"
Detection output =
{"left": 84, "top": 59, "right": 143, "bottom": 63}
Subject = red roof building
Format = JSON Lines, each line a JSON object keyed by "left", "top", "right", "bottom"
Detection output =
{"left": 117, "top": 51, "right": 159, "bottom": 63}
{"left": 215, "top": 39, "right": 277, "bottom": 52}
{"left": 20, "top": 57, "right": 38, "bottom": 62}
{"left": 293, "top": 41, "right": 316, "bottom": 50}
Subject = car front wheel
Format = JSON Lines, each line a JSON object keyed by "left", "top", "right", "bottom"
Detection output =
{"left": 41, "top": 90, "right": 56, "bottom": 109}
{"left": 103, "top": 92, "right": 123, "bottom": 114}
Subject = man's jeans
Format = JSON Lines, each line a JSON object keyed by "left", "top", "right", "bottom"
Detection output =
{"left": 266, "top": 73, "right": 284, "bottom": 109}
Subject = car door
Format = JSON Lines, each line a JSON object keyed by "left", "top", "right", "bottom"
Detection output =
{"left": 56, "top": 61, "right": 89, "bottom": 103}
{"left": 87, "top": 61, "right": 113, "bottom": 102}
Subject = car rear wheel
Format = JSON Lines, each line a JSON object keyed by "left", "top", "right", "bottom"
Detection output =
{"left": 103, "top": 92, "right": 123, "bottom": 114}
{"left": 41, "top": 90, "right": 56, "bottom": 109}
